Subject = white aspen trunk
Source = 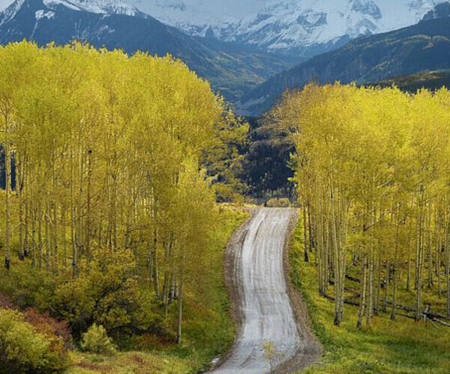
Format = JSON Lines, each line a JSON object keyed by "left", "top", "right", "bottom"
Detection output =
{"left": 4, "top": 119, "right": 11, "bottom": 270}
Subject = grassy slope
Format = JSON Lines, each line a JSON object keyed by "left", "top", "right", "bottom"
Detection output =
{"left": 67, "top": 351, "right": 192, "bottom": 374}
{"left": 290, "top": 223, "right": 450, "bottom": 374}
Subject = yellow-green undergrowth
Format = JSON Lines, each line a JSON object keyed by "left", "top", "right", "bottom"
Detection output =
{"left": 67, "top": 351, "right": 191, "bottom": 374}
{"left": 291, "top": 223, "right": 450, "bottom": 374}
{"left": 0, "top": 203, "right": 248, "bottom": 374}
{"left": 71, "top": 205, "right": 248, "bottom": 374}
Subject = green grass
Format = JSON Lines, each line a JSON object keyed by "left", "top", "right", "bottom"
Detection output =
{"left": 290, "top": 224, "right": 450, "bottom": 374}
{"left": 67, "top": 351, "right": 191, "bottom": 374}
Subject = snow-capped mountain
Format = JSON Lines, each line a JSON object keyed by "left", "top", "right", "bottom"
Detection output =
{"left": 0, "top": 0, "right": 445, "bottom": 56}
{"left": 42, "top": 0, "right": 140, "bottom": 16}
{"left": 0, "top": 0, "right": 145, "bottom": 24}
{"left": 238, "top": 2, "right": 450, "bottom": 116}
{"left": 126, "top": 0, "right": 446, "bottom": 57}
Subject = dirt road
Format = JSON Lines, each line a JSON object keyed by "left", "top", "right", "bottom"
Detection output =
{"left": 211, "top": 208, "right": 318, "bottom": 374}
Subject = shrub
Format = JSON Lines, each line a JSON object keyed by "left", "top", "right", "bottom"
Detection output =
{"left": 1, "top": 248, "right": 162, "bottom": 342}
{"left": 24, "top": 308, "right": 73, "bottom": 350}
{"left": 266, "top": 197, "right": 291, "bottom": 207}
{"left": 0, "top": 294, "right": 15, "bottom": 309}
{"left": 0, "top": 308, "right": 68, "bottom": 374}
{"left": 0, "top": 266, "right": 52, "bottom": 309}
{"left": 51, "top": 248, "right": 145, "bottom": 339}
{"left": 214, "top": 183, "right": 245, "bottom": 203}
{"left": 51, "top": 276, "right": 96, "bottom": 338}
{"left": 81, "top": 324, "right": 116, "bottom": 355}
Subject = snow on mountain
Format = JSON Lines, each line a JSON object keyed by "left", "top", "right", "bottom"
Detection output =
{"left": 128, "top": 0, "right": 264, "bottom": 23}
{"left": 43, "top": 0, "right": 140, "bottom": 16}
{"left": 125, "top": 0, "right": 446, "bottom": 56}
{"left": 227, "top": 0, "right": 384, "bottom": 52}
{"left": 0, "top": 0, "right": 144, "bottom": 20}
{"left": 0, "top": 0, "right": 24, "bottom": 26}
{"left": 224, "top": 0, "right": 446, "bottom": 55}
{"left": 0, "top": 0, "right": 446, "bottom": 56}
{"left": 422, "top": 1, "right": 450, "bottom": 19}
{"left": 238, "top": 2, "right": 450, "bottom": 116}
{"left": 126, "top": 0, "right": 244, "bottom": 37}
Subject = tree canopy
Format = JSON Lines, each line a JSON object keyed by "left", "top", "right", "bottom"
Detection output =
{"left": 0, "top": 41, "right": 247, "bottom": 344}
{"left": 273, "top": 83, "right": 450, "bottom": 327}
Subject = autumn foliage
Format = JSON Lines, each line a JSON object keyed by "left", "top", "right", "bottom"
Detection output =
{"left": 273, "top": 83, "right": 450, "bottom": 326}
{"left": 0, "top": 41, "right": 246, "bottom": 346}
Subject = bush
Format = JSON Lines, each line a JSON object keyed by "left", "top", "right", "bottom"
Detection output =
{"left": 0, "top": 266, "right": 53, "bottom": 309}
{"left": 266, "top": 197, "right": 291, "bottom": 207}
{"left": 0, "top": 248, "right": 162, "bottom": 342}
{"left": 0, "top": 308, "right": 68, "bottom": 374}
{"left": 81, "top": 324, "right": 116, "bottom": 355}
{"left": 50, "top": 248, "right": 149, "bottom": 339}
{"left": 0, "top": 294, "right": 15, "bottom": 309}
{"left": 214, "top": 183, "right": 245, "bottom": 203}
{"left": 24, "top": 308, "right": 73, "bottom": 350}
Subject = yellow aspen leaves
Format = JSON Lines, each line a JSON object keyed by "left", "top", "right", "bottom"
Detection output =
{"left": 0, "top": 41, "right": 236, "bottom": 342}
{"left": 274, "top": 83, "right": 450, "bottom": 325}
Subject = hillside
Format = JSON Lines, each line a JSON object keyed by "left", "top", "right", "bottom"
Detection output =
{"left": 238, "top": 15, "right": 450, "bottom": 116}
{"left": 373, "top": 69, "right": 450, "bottom": 91}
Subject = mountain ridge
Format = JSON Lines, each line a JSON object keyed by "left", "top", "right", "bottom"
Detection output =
{"left": 126, "top": 0, "right": 446, "bottom": 57}
{"left": 2, "top": 0, "right": 445, "bottom": 57}
{"left": 238, "top": 12, "right": 450, "bottom": 116}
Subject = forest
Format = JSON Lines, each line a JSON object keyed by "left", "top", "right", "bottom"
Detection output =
{"left": 3, "top": 41, "right": 450, "bottom": 374}
{"left": 273, "top": 83, "right": 450, "bottom": 327}
{"left": 0, "top": 41, "right": 248, "bottom": 373}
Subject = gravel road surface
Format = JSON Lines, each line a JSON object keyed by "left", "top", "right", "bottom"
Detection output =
{"left": 211, "top": 208, "right": 312, "bottom": 374}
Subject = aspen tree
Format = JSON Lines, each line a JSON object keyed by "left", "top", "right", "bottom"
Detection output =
{"left": 274, "top": 82, "right": 450, "bottom": 326}
{"left": 0, "top": 42, "right": 245, "bottom": 340}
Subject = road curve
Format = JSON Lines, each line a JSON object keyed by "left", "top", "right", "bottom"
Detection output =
{"left": 212, "top": 208, "right": 302, "bottom": 374}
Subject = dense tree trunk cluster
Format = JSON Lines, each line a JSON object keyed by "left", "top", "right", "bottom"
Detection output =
{"left": 0, "top": 42, "right": 239, "bottom": 343}
{"left": 273, "top": 83, "right": 450, "bottom": 327}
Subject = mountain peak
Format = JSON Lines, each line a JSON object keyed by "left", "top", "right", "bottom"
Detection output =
{"left": 131, "top": 0, "right": 446, "bottom": 57}
{"left": 0, "top": 0, "right": 25, "bottom": 26}
{"left": 1, "top": 0, "right": 144, "bottom": 18}
{"left": 44, "top": 0, "right": 140, "bottom": 16}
